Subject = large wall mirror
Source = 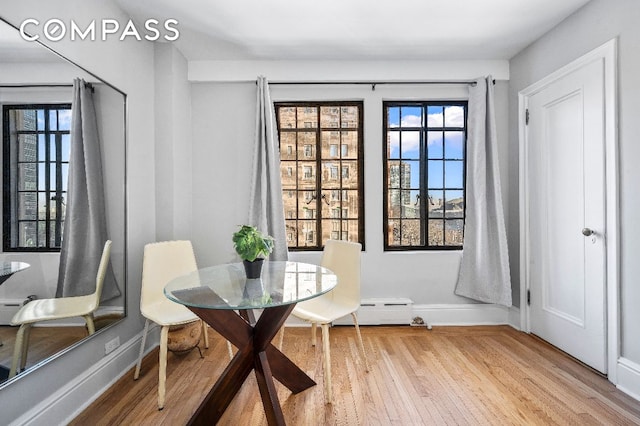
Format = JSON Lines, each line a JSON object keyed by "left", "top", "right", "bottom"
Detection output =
{"left": 0, "top": 17, "right": 126, "bottom": 388}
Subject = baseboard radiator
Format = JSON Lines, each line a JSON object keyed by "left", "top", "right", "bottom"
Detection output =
{"left": 333, "top": 298, "right": 414, "bottom": 325}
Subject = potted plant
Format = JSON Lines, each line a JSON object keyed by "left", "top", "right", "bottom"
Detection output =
{"left": 232, "top": 225, "right": 275, "bottom": 278}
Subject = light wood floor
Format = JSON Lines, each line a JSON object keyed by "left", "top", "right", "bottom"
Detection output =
{"left": 72, "top": 326, "right": 640, "bottom": 425}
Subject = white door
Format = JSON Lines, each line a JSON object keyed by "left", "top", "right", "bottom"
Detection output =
{"left": 526, "top": 58, "right": 606, "bottom": 373}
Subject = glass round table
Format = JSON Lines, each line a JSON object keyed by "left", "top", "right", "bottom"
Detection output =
{"left": 165, "top": 261, "right": 337, "bottom": 425}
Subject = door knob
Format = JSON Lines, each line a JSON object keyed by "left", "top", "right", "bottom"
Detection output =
{"left": 582, "top": 228, "right": 595, "bottom": 236}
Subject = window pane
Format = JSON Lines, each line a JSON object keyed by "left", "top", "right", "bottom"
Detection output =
{"left": 445, "top": 190, "right": 464, "bottom": 219}
{"left": 428, "top": 160, "right": 443, "bottom": 188}
{"left": 278, "top": 107, "right": 296, "bottom": 129}
{"left": 321, "top": 131, "right": 340, "bottom": 158}
{"left": 18, "top": 193, "right": 37, "bottom": 220}
{"left": 428, "top": 190, "right": 444, "bottom": 218}
{"left": 298, "top": 162, "right": 315, "bottom": 188}
{"left": 36, "top": 110, "right": 45, "bottom": 130}
{"left": 400, "top": 107, "right": 421, "bottom": 127}
{"left": 37, "top": 134, "right": 46, "bottom": 161}
{"left": 444, "top": 131, "right": 464, "bottom": 159}
{"left": 281, "top": 163, "right": 296, "bottom": 188}
{"left": 388, "top": 189, "right": 400, "bottom": 218}
{"left": 19, "top": 222, "right": 37, "bottom": 247}
{"left": 342, "top": 190, "right": 359, "bottom": 218}
{"left": 285, "top": 221, "right": 297, "bottom": 245}
{"left": 445, "top": 161, "right": 464, "bottom": 188}
{"left": 38, "top": 192, "right": 48, "bottom": 220}
{"left": 49, "top": 221, "right": 57, "bottom": 246}
{"left": 282, "top": 190, "right": 296, "bottom": 220}
{"left": 18, "top": 134, "right": 38, "bottom": 162}
{"left": 340, "top": 131, "right": 357, "bottom": 159}
{"left": 58, "top": 109, "right": 72, "bottom": 131}
{"left": 341, "top": 160, "right": 358, "bottom": 187}
{"left": 388, "top": 219, "right": 401, "bottom": 245}
{"left": 444, "top": 105, "right": 465, "bottom": 127}
{"left": 38, "top": 163, "right": 46, "bottom": 191}
{"left": 18, "top": 164, "right": 37, "bottom": 190}
{"left": 400, "top": 190, "right": 420, "bottom": 218}
{"left": 341, "top": 106, "right": 359, "bottom": 128}
{"left": 427, "top": 106, "right": 443, "bottom": 127}
{"left": 428, "top": 219, "right": 444, "bottom": 246}
{"left": 401, "top": 219, "right": 422, "bottom": 246}
{"left": 320, "top": 106, "right": 340, "bottom": 128}
{"left": 61, "top": 134, "right": 70, "bottom": 161}
{"left": 400, "top": 131, "right": 420, "bottom": 159}
{"left": 298, "top": 132, "right": 316, "bottom": 159}
{"left": 49, "top": 110, "right": 58, "bottom": 131}
{"left": 280, "top": 133, "right": 296, "bottom": 160}
{"left": 297, "top": 220, "right": 316, "bottom": 247}
{"left": 13, "top": 109, "right": 37, "bottom": 131}
{"left": 50, "top": 165, "right": 57, "bottom": 190}
{"left": 387, "top": 131, "right": 400, "bottom": 159}
{"left": 388, "top": 107, "right": 400, "bottom": 128}
{"left": 321, "top": 162, "right": 340, "bottom": 188}
{"left": 427, "top": 131, "right": 443, "bottom": 159}
{"left": 445, "top": 219, "right": 464, "bottom": 246}
{"left": 37, "top": 221, "right": 46, "bottom": 247}
{"left": 297, "top": 107, "right": 317, "bottom": 128}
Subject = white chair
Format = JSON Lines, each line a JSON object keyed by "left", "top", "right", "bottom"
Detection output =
{"left": 9, "top": 240, "right": 112, "bottom": 378}
{"left": 289, "top": 239, "right": 370, "bottom": 403}
{"left": 134, "top": 240, "right": 230, "bottom": 410}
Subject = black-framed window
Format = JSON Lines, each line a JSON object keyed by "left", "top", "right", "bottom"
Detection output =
{"left": 3, "top": 104, "right": 72, "bottom": 251}
{"left": 383, "top": 101, "right": 467, "bottom": 250}
{"left": 276, "top": 102, "right": 364, "bottom": 250}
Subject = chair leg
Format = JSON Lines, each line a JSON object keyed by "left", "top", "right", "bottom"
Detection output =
{"left": 84, "top": 314, "right": 96, "bottom": 335}
{"left": 9, "top": 324, "right": 29, "bottom": 378}
{"left": 134, "top": 319, "right": 150, "bottom": 380}
{"left": 321, "top": 323, "right": 332, "bottom": 404}
{"left": 19, "top": 324, "right": 32, "bottom": 372}
{"left": 351, "top": 312, "right": 370, "bottom": 372}
{"left": 158, "top": 325, "right": 169, "bottom": 410}
{"left": 201, "top": 320, "right": 209, "bottom": 349}
{"left": 311, "top": 322, "right": 317, "bottom": 347}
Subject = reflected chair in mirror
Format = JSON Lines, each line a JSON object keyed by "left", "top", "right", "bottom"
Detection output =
{"left": 287, "top": 239, "right": 370, "bottom": 403}
{"left": 8, "top": 240, "right": 112, "bottom": 378}
{"left": 134, "top": 240, "right": 232, "bottom": 410}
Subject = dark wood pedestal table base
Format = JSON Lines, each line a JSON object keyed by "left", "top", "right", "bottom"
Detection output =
{"left": 165, "top": 261, "right": 337, "bottom": 426}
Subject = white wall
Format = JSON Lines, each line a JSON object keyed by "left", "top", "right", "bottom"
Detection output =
{"left": 189, "top": 68, "right": 510, "bottom": 306}
{"left": 0, "top": 0, "right": 156, "bottom": 423}
{"left": 509, "top": 0, "right": 640, "bottom": 381}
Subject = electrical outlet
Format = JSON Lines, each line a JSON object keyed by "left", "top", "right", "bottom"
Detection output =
{"left": 105, "top": 336, "right": 120, "bottom": 355}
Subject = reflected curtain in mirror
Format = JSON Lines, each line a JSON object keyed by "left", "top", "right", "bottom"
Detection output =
{"left": 56, "top": 78, "right": 120, "bottom": 300}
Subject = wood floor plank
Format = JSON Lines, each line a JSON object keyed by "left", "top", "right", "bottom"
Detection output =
{"left": 71, "top": 326, "right": 640, "bottom": 425}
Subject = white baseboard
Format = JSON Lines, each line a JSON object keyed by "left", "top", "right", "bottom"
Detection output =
{"left": 413, "top": 303, "right": 517, "bottom": 327}
{"left": 617, "top": 357, "right": 640, "bottom": 401}
{"left": 10, "top": 324, "right": 159, "bottom": 426}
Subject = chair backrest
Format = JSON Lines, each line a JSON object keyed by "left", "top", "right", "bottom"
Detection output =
{"left": 321, "top": 240, "right": 362, "bottom": 308}
{"left": 89, "top": 240, "right": 112, "bottom": 311}
{"left": 141, "top": 240, "right": 198, "bottom": 309}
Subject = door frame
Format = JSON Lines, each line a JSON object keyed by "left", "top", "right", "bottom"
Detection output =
{"left": 518, "top": 39, "right": 618, "bottom": 380}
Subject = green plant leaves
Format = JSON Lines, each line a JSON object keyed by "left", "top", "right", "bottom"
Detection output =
{"left": 232, "top": 225, "right": 275, "bottom": 261}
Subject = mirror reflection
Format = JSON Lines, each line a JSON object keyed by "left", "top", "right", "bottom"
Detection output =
{"left": 0, "top": 17, "right": 126, "bottom": 387}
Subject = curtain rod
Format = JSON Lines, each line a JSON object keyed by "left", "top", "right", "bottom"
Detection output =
{"left": 0, "top": 82, "right": 95, "bottom": 92}
{"left": 265, "top": 80, "right": 495, "bottom": 90}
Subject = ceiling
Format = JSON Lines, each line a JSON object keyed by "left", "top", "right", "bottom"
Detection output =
{"left": 117, "top": 0, "right": 592, "bottom": 61}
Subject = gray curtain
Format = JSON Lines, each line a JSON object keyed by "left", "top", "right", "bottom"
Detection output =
{"left": 454, "top": 76, "right": 511, "bottom": 306}
{"left": 248, "top": 76, "right": 288, "bottom": 261}
{"left": 56, "top": 78, "right": 120, "bottom": 300}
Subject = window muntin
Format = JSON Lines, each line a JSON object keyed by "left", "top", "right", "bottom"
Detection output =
{"left": 276, "top": 102, "right": 364, "bottom": 250}
{"left": 3, "top": 104, "right": 72, "bottom": 251}
{"left": 384, "top": 101, "right": 467, "bottom": 250}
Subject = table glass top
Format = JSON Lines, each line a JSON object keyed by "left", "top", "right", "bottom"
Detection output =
{"left": 0, "top": 261, "right": 30, "bottom": 277}
{"left": 164, "top": 261, "right": 337, "bottom": 310}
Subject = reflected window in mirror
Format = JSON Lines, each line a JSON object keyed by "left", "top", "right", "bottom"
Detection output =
{"left": 2, "top": 104, "right": 72, "bottom": 251}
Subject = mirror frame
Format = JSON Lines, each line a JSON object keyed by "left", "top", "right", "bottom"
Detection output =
{"left": 0, "top": 15, "right": 128, "bottom": 388}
